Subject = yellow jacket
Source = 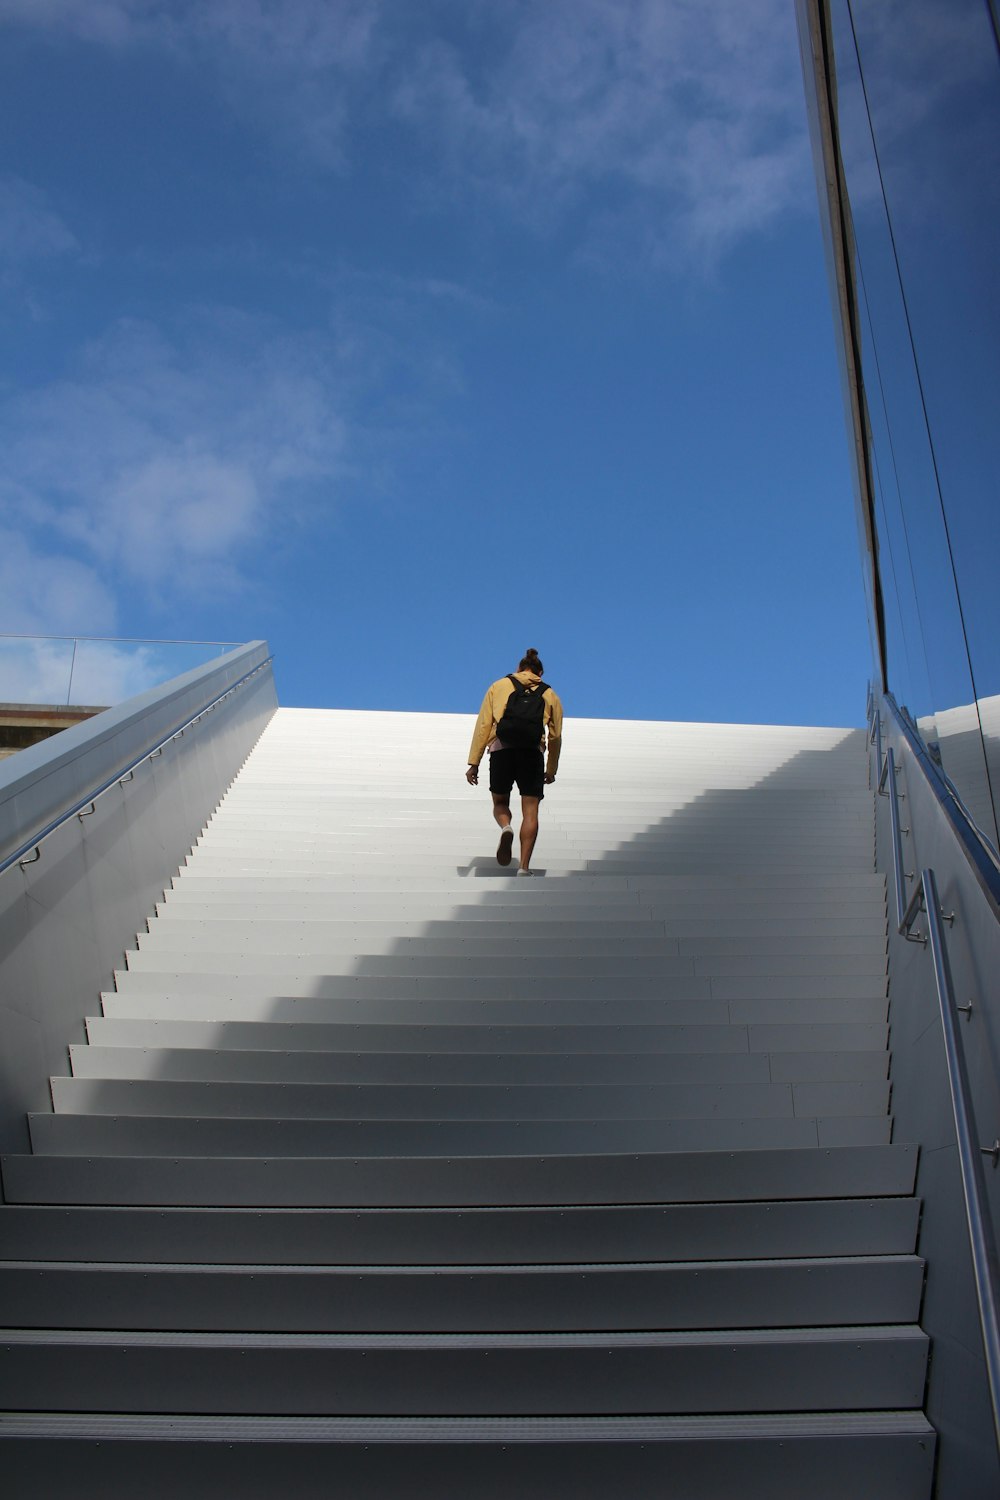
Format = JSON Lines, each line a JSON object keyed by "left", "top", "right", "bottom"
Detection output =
{"left": 468, "top": 671, "right": 563, "bottom": 777}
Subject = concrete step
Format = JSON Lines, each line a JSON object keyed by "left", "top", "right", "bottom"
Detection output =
{"left": 195, "top": 809, "right": 874, "bottom": 827}
{"left": 176, "top": 906, "right": 887, "bottom": 930}
{"left": 192, "top": 851, "right": 877, "bottom": 872}
{"left": 160, "top": 902, "right": 669, "bottom": 924}
{"left": 0, "top": 1255, "right": 923, "bottom": 1332}
{"left": 83, "top": 1016, "right": 891, "bottom": 1054}
{"left": 27, "top": 1112, "right": 892, "bottom": 1157}
{"left": 70, "top": 1046, "right": 782, "bottom": 1084}
{"left": 195, "top": 837, "right": 876, "bottom": 858}
{"left": 0, "top": 1143, "right": 919, "bottom": 1207}
{"left": 0, "top": 1326, "right": 929, "bottom": 1416}
{"left": 116, "top": 963, "right": 889, "bottom": 1001}
{"left": 0, "top": 1411, "right": 937, "bottom": 1500}
{"left": 120, "top": 957, "right": 701, "bottom": 987}
{"left": 136, "top": 931, "right": 892, "bottom": 959}
{"left": 207, "top": 844, "right": 745, "bottom": 865}
{"left": 223, "top": 809, "right": 871, "bottom": 823}
{"left": 181, "top": 857, "right": 874, "bottom": 876}
{"left": 153, "top": 895, "right": 886, "bottom": 920}
{"left": 169, "top": 872, "right": 887, "bottom": 893}
{"left": 203, "top": 792, "right": 873, "bottom": 809}
{"left": 144, "top": 910, "right": 891, "bottom": 937}
{"left": 0, "top": 1199, "right": 920, "bottom": 1264}
{"left": 192, "top": 835, "right": 876, "bottom": 858}
{"left": 231, "top": 791, "right": 867, "bottom": 802}
{"left": 133, "top": 943, "right": 890, "bottom": 979}
{"left": 229, "top": 773, "right": 871, "bottom": 786}
{"left": 48, "top": 1076, "right": 891, "bottom": 1121}
{"left": 68, "top": 1044, "right": 889, "bottom": 1085}
{"left": 98, "top": 992, "right": 890, "bottom": 1027}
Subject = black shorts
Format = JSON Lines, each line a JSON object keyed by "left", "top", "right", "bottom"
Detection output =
{"left": 488, "top": 747, "right": 545, "bottom": 801}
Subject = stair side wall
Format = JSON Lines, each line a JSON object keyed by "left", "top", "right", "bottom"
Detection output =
{"left": 0, "top": 645, "right": 277, "bottom": 1168}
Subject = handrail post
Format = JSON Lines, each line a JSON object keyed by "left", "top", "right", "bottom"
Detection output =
{"left": 869, "top": 708, "right": 884, "bottom": 796}
{"left": 885, "top": 748, "right": 908, "bottom": 931}
{"left": 65, "top": 638, "right": 79, "bottom": 707}
{"left": 922, "top": 868, "right": 1000, "bottom": 1455}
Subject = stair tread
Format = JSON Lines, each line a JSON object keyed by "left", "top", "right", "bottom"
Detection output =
{"left": 3, "top": 1323, "right": 929, "bottom": 1347}
{"left": 1, "top": 1143, "right": 919, "bottom": 1205}
{"left": 0, "top": 1408, "right": 938, "bottom": 1438}
{"left": 0, "top": 1198, "right": 921, "bottom": 1262}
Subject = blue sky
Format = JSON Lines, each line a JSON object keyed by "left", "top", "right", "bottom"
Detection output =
{"left": 0, "top": 0, "right": 873, "bottom": 725}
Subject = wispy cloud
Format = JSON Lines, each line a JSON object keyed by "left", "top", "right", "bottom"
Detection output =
{"left": 0, "top": 273, "right": 473, "bottom": 626}
{"left": 0, "top": 528, "right": 116, "bottom": 636}
{"left": 0, "top": 633, "right": 204, "bottom": 706}
{"left": 0, "top": 175, "right": 79, "bottom": 313}
{"left": 0, "top": 312, "right": 350, "bottom": 611}
{"left": 0, "top": 0, "right": 382, "bottom": 167}
{"left": 0, "top": 176, "right": 78, "bottom": 263}
{"left": 3, "top": 0, "right": 811, "bottom": 265}
{"left": 0, "top": 0, "right": 378, "bottom": 61}
{"left": 389, "top": 0, "right": 810, "bottom": 267}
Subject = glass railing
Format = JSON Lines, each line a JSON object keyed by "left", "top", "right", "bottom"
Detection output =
{"left": 0, "top": 635, "right": 244, "bottom": 709}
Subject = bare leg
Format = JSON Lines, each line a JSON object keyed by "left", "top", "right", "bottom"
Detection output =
{"left": 519, "top": 796, "right": 540, "bottom": 871}
{"left": 491, "top": 794, "right": 513, "bottom": 830}
{"left": 491, "top": 792, "right": 515, "bottom": 865}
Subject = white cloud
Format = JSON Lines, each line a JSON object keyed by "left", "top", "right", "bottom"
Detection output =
{"left": 0, "top": 529, "right": 116, "bottom": 636}
{"left": 0, "top": 0, "right": 142, "bottom": 47}
{"left": 0, "top": 0, "right": 382, "bottom": 167}
{"left": 0, "top": 176, "right": 77, "bottom": 263}
{"left": 0, "top": 637, "right": 80, "bottom": 705}
{"left": 0, "top": 279, "right": 468, "bottom": 628}
{"left": 192, "top": 0, "right": 378, "bottom": 72}
{"left": 0, "top": 633, "right": 202, "bottom": 706}
{"left": 0, "top": 313, "right": 349, "bottom": 604}
{"left": 390, "top": 0, "right": 811, "bottom": 266}
{"left": 62, "top": 640, "right": 189, "bottom": 704}
{"left": 0, "top": 0, "right": 377, "bottom": 60}
{"left": 3, "top": 0, "right": 812, "bottom": 264}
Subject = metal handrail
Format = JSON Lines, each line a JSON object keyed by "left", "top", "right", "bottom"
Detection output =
{"left": 868, "top": 705, "right": 918, "bottom": 936}
{"left": 883, "top": 748, "right": 916, "bottom": 936}
{"left": 0, "top": 633, "right": 244, "bottom": 646}
{"left": 869, "top": 707, "right": 884, "bottom": 795}
{"left": 914, "top": 869, "right": 1000, "bottom": 1455}
{"left": 0, "top": 655, "right": 273, "bottom": 881}
{"left": 870, "top": 693, "right": 1000, "bottom": 1456}
{"left": 1, "top": 633, "right": 246, "bottom": 707}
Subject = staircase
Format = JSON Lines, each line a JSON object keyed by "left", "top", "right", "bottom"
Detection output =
{"left": 0, "top": 707, "right": 935, "bottom": 1496}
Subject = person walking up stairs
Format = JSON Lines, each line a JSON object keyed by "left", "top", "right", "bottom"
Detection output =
{"left": 466, "top": 648, "right": 563, "bottom": 874}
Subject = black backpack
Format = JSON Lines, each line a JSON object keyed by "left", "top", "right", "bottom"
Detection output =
{"left": 496, "top": 675, "right": 550, "bottom": 750}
